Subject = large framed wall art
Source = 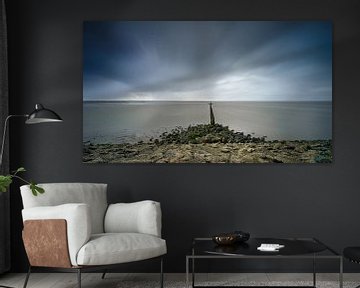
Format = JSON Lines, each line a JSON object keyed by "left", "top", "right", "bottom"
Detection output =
{"left": 83, "top": 21, "right": 332, "bottom": 163}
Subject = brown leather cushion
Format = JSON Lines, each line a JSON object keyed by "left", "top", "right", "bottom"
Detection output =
{"left": 23, "top": 219, "right": 72, "bottom": 268}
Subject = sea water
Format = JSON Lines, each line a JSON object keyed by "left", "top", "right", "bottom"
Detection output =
{"left": 83, "top": 101, "right": 332, "bottom": 144}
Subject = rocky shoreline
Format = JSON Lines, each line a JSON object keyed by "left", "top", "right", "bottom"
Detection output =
{"left": 83, "top": 124, "right": 331, "bottom": 163}
{"left": 83, "top": 141, "right": 332, "bottom": 164}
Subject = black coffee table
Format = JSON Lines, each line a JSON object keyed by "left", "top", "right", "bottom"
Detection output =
{"left": 186, "top": 237, "right": 342, "bottom": 288}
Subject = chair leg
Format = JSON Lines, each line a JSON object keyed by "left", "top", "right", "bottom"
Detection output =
{"left": 77, "top": 268, "right": 81, "bottom": 288}
{"left": 101, "top": 270, "right": 107, "bottom": 279}
{"left": 23, "top": 266, "right": 31, "bottom": 288}
{"left": 160, "top": 257, "right": 164, "bottom": 288}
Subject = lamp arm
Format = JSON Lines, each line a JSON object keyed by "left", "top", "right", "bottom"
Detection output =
{"left": 0, "top": 114, "right": 28, "bottom": 168}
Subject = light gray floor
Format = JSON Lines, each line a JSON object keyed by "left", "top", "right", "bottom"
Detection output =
{"left": 0, "top": 273, "right": 360, "bottom": 288}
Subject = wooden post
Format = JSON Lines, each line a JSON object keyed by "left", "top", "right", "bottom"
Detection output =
{"left": 209, "top": 102, "right": 215, "bottom": 125}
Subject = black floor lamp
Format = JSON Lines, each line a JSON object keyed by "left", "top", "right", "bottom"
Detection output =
{"left": 0, "top": 103, "right": 62, "bottom": 288}
{"left": 0, "top": 103, "right": 63, "bottom": 166}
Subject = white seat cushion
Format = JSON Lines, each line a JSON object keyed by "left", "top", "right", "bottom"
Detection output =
{"left": 76, "top": 233, "right": 167, "bottom": 266}
{"left": 105, "top": 201, "right": 162, "bottom": 237}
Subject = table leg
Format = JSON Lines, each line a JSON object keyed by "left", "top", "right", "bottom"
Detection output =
{"left": 192, "top": 257, "right": 195, "bottom": 288}
{"left": 339, "top": 257, "right": 343, "bottom": 288}
{"left": 186, "top": 257, "right": 189, "bottom": 288}
{"left": 313, "top": 254, "right": 316, "bottom": 287}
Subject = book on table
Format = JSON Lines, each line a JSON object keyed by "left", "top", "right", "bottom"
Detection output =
{"left": 257, "top": 243, "right": 285, "bottom": 251}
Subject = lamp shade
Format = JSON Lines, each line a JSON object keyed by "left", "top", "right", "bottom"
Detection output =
{"left": 25, "top": 104, "right": 63, "bottom": 124}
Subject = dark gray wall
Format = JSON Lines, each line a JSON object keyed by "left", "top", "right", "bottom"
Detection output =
{"left": 6, "top": 0, "right": 360, "bottom": 273}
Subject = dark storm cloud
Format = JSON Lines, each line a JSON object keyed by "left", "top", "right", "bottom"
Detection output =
{"left": 83, "top": 21, "right": 332, "bottom": 101}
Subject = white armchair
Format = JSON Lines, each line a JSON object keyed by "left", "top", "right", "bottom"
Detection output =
{"left": 20, "top": 183, "right": 166, "bottom": 288}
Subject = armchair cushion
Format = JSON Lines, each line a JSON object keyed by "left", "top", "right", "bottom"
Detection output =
{"left": 104, "top": 200, "right": 162, "bottom": 237}
{"left": 22, "top": 203, "right": 91, "bottom": 266}
{"left": 20, "top": 183, "right": 108, "bottom": 234}
{"left": 76, "top": 233, "right": 167, "bottom": 266}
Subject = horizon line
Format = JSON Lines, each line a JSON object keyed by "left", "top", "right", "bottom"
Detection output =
{"left": 83, "top": 99, "right": 332, "bottom": 103}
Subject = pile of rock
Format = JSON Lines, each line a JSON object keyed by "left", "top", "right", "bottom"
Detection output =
{"left": 152, "top": 124, "right": 266, "bottom": 145}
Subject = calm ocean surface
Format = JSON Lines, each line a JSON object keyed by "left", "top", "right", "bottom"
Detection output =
{"left": 83, "top": 101, "right": 332, "bottom": 144}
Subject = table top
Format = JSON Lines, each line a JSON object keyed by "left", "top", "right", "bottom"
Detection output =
{"left": 190, "top": 237, "right": 340, "bottom": 258}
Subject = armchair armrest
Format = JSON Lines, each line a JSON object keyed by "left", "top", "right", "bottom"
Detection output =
{"left": 22, "top": 203, "right": 91, "bottom": 266}
{"left": 104, "top": 200, "right": 162, "bottom": 237}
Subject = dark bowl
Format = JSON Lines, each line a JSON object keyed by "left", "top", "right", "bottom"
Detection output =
{"left": 233, "top": 230, "right": 250, "bottom": 242}
{"left": 212, "top": 234, "right": 237, "bottom": 245}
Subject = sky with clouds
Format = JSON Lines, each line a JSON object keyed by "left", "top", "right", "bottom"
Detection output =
{"left": 83, "top": 21, "right": 332, "bottom": 102}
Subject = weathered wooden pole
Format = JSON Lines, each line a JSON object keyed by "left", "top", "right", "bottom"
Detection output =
{"left": 209, "top": 102, "right": 215, "bottom": 125}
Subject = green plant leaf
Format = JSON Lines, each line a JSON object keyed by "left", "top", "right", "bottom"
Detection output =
{"left": 0, "top": 175, "right": 13, "bottom": 192}
{"left": 15, "top": 167, "right": 26, "bottom": 173}
{"left": 30, "top": 182, "right": 38, "bottom": 196}
{"left": 35, "top": 185, "right": 45, "bottom": 194}
{"left": 30, "top": 182, "right": 44, "bottom": 196}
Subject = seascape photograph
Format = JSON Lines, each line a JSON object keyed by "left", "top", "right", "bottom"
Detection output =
{"left": 83, "top": 21, "right": 332, "bottom": 163}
